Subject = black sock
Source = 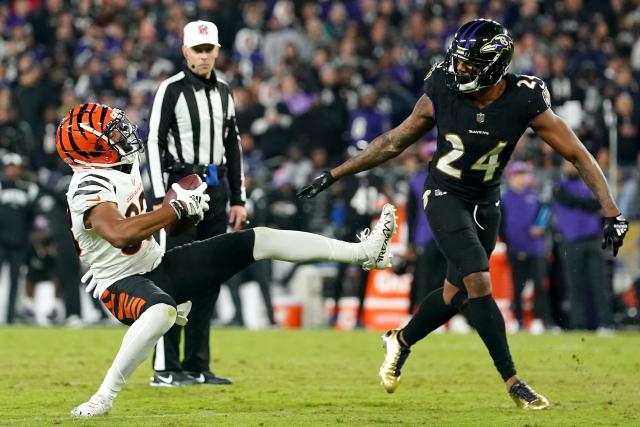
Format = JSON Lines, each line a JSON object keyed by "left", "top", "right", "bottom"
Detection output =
{"left": 468, "top": 294, "right": 516, "bottom": 381}
{"left": 402, "top": 287, "right": 460, "bottom": 346}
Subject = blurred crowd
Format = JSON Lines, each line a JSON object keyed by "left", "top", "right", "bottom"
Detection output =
{"left": 0, "top": 0, "right": 639, "bottom": 330}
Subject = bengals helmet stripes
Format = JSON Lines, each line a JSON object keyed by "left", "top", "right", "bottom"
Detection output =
{"left": 56, "top": 103, "right": 144, "bottom": 168}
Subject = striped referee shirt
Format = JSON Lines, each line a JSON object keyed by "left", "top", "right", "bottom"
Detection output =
{"left": 146, "top": 66, "right": 246, "bottom": 206}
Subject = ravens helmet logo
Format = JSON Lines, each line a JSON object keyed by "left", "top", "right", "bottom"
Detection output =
{"left": 480, "top": 34, "right": 514, "bottom": 54}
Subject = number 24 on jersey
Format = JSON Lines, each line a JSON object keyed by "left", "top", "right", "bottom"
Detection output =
{"left": 436, "top": 133, "right": 507, "bottom": 182}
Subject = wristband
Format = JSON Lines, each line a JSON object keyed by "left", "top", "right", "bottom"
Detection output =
{"left": 169, "top": 199, "right": 185, "bottom": 220}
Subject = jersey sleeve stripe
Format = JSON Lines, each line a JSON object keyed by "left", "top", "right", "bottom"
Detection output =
{"left": 78, "top": 180, "right": 112, "bottom": 192}
{"left": 85, "top": 173, "right": 113, "bottom": 184}
{"left": 72, "top": 189, "right": 102, "bottom": 198}
{"left": 84, "top": 174, "right": 116, "bottom": 192}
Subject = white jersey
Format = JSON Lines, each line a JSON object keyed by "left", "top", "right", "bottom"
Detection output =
{"left": 67, "top": 158, "right": 163, "bottom": 297}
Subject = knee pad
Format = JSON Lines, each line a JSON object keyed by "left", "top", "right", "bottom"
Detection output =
{"left": 142, "top": 302, "right": 178, "bottom": 332}
{"left": 449, "top": 291, "right": 468, "bottom": 310}
{"left": 175, "top": 300, "right": 192, "bottom": 326}
{"left": 141, "top": 294, "right": 177, "bottom": 325}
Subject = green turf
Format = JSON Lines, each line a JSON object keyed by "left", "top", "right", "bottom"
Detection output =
{"left": 1, "top": 327, "right": 639, "bottom": 426}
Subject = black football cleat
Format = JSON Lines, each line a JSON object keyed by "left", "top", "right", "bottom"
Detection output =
{"left": 187, "top": 371, "right": 233, "bottom": 385}
{"left": 149, "top": 370, "right": 197, "bottom": 387}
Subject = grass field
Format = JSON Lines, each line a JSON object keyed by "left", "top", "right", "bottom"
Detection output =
{"left": 1, "top": 327, "right": 639, "bottom": 426}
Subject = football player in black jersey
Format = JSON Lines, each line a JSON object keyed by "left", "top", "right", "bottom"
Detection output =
{"left": 298, "top": 19, "right": 629, "bottom": 410}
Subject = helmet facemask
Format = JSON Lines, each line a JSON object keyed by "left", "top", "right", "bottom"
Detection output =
{"left": 102, "top": 109, "right": 144, "bottom": 165}
{"left": 77, "top": 108, "right": 144, "bottom": 166}
{"left": 444, "top": 49, "right": 510, "bottom": 93}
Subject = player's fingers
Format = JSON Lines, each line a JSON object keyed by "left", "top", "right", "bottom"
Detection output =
{"left": 296, "top": 186, "right": 311, "bottom": 199}
{"left": 607, "top": 236, "right": 614, "bottom": 249}
{"left": 93, "top": 285, "right": 101, "bottom": 299}
{"left": 233, "top": 215, "right": 242, "bottom": 231}
{"left": 196, "top": 182, "right": 208, "bottom": 194}
{"left": 613, "top": 243, "right": 619, "bottom": 257}
{"left": 81, "top": 270, "right": 93, "bottom": 285}
{"left": 601, "top": 236, "right": 608, "bottom": 250}
{"left": 228, "top": 211, "right": 238, "bottom": 229}
{"left": 202, "top": 193, "right": 211, "bottom": 203}
{"left": 171, "top": 183, "right": 181, "bottom": 192}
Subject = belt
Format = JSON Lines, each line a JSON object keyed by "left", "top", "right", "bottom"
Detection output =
{"left": 168, "top": 162, "right": 227, "bottom": 179}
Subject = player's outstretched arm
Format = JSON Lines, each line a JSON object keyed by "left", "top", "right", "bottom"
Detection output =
{"left": 297, "top": 95, "right": 436, "bottom": 199}
{"left": 86, "top": 202, "right": 178, "bottom": 249}
{"left": 531, "top": 110, "right": 619, "bottom": 216}
{"left": 531, "top": 109, "right": 629, "bottom": 255}
{"left": 332, "top": 95, "right": 436, "bottom": 178}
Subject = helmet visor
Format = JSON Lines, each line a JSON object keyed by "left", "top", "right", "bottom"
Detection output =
{"left": 450, "top": 54, "right": 489, "bottom": 82}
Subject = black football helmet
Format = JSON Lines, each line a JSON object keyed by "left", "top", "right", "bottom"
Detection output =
{"left": 443, "top": 19, "right": 514, "bottom": 93}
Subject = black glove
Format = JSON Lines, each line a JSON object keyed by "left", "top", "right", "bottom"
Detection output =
{"left": 297, "top": 171, "right": 336, "bottom": 199}
{"left": 602, "top": 215, "right": 629, "bottom": 257}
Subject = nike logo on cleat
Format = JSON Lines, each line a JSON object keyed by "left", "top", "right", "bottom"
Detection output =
{"left": 157, "top": 374, "right": 173, "bottom": 383}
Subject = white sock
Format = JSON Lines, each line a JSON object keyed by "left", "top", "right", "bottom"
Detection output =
{"left": 96, "top": 303, "right": 177, "bottom": 401}
{"left": 252, "top": 227, "right": 365, "bottom": 263}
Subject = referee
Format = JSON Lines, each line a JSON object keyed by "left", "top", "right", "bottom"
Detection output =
{"left": 146, "top": 20, "right": 247, "bottom": 386}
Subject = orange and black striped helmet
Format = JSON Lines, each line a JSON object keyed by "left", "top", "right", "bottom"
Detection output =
{"left": 56, "top": 103, "right": 144, "bottom": 168}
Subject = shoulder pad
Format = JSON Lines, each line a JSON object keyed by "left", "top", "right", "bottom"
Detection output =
{"left": 67, "top": 172, "right": 118, "bottom": 214}
{"left": 424, "top": 62, "right": 445, "bottom": 81}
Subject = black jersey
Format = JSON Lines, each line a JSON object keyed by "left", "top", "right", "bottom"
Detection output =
{"left": 423, "top": 63, "right": 550, "bottom": 203}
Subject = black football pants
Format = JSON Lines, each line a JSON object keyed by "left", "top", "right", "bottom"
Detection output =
{"left": 0, "top": 243, "right": 27, "bottom": 324}
{"left": 507, "top": 251, "right": 551, "bottom": 325}
{"left": 423, "top": 191, "right": 500, "bottom": 288}
{"left": 153, "top": 180, "right": 230, "bottom": 373}
{"left": 55, "top": 231, "right": 82, "bottom": 318}
{"left": 560, "top": 238, "right": 613, "bottom": 329}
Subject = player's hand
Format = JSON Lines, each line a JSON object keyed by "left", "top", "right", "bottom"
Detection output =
{"left": 171, "top": 182, "right": 210, "bottom": 222}
{"left": 81, "top": 270, "right": 101, "bottom": 299}
{"left": 297, "top": 171, "right": 336, "bottom": 199}
{"left": 602, "top": 215, "right": 629, "bottom": 257}
{"left": 229, "top": 205, "right": 248, "bottom": 231}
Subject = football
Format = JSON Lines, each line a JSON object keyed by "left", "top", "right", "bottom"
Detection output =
{"left": 163, "top": 174, "right": 203, "bottom": 236}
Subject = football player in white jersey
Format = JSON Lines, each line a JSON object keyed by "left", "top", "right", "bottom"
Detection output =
{"left": 57, "top": 103, "right": 398, "bottom": 417}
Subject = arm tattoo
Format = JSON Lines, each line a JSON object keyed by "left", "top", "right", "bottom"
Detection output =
{"left": 333, "top": 132, "right": 397, "bottom": 178}
{"left": 333, "top": 96, "right": 435, "bottom": 178}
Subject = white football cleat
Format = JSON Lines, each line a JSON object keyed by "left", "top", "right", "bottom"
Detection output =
{"left": 359, "top": 203, "right": 397, "bottom": 271}
{"left": 70, "top": 394, "right": 112, "bottom": 417}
